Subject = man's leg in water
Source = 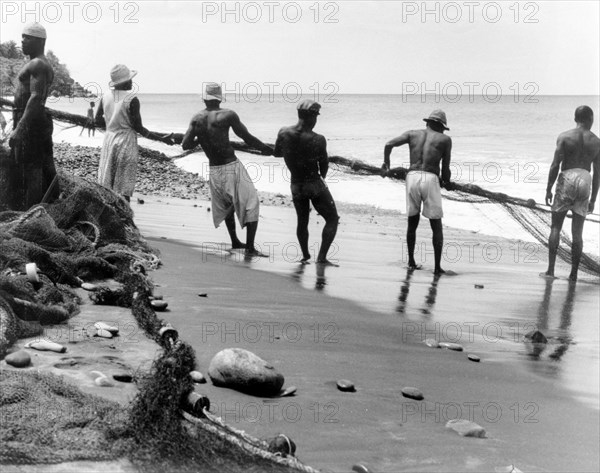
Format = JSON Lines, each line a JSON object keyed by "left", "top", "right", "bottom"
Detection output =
{"left": 312, "top": 190, "right": 339, "bottom": 265}
{"left": 430, "top": 219, "right": 444, "bottom": 274}
{"left": 407, "top": 214, "right": 420, "bottom": 269}
{"left": 569, "top": 213, "right": 585, "bottom": 281}
{"left": 544, "top": 211, "right": 567, "bottom": 277}
{"left": 225, "top": 212, "right": 245, "bottom": 248}
{"left": 292, "top": 197, "right": 311, "bottom": 262}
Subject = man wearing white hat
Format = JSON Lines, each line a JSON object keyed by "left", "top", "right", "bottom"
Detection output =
{"left": 182, "top": 83, "right": 273, "bottom": 257}
{"left": 382, "top": 110, "right": 454, "bottom": 275}
{"left": 6, "top": 22, "right": 59, "bottom": 210}
{"left": 96, "top": 64, "right": 173, "bottom": 202}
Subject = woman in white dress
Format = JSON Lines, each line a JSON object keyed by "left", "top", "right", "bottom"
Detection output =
{"left": 96, "top": 64, "right": 172, "bottom": 201}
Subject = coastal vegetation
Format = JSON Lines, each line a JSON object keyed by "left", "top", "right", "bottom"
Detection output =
{"left": 0, "top": 41, "right": 93, "bottom": 98}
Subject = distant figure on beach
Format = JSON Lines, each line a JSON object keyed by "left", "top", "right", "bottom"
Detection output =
{"left": 542, "top": 105, "right": 600, "bottom": 282}
{"left": 3, "top": 23, "right": 59, "bottom": 211}
{"left": 79, "top": 101, "right": 95, "bottom": 137}
{"left": 274, "top": 100, "right": 339, "bottom": 265}
{"left": 96, "top": 64, "right": 173, "bottom": 202}
{"left": 181, "top": 83, "right": 273, "bottom": 257}
{"left": 382, "top": 110, "right": 453, "bottom": 275}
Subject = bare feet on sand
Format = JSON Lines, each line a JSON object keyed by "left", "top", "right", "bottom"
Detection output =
{"left": 231, "top": 241, "right": 246, "bottom": 250}
{"left": 434, "top": 268, "right": 457, "bottom": 276}
{"left": 244, "top": 249, "right": 269, "bottom": 258}
{"left": 539, "top": 272, "right": 558, "bottom": 280}
{"left": 317, "top": 259, "right": 339, "bottom": 267}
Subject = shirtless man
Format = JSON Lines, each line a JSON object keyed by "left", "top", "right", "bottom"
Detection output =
{"left": 182, "top": 83, "right": 273, "bottom": 257}
{"left": 274, "top": 100, "right": 339, "bottom": 265}
{"left": 7, "top": 23, "right": 59, "bottom": 210}
{"left": 543, "top": 105, "right": 600, "bottom": 281}
{"left": 382, "top": 110, "right": 453, "bottom": 274}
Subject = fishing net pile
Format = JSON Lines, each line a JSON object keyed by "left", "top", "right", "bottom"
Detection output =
{"left": 329, "top": 156, "right": 600, "bottom": 276}
{"left": 0, "top": 143, "right": 315, "bottom": 471}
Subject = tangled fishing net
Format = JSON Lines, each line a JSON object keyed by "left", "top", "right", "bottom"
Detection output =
{"left": 0, "top": 140, "right": 315, "bottom": 472}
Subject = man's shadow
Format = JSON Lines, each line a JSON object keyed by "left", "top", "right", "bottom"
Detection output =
{"left": 530, "top": 277, "right": 575, "bottom": 361}
{"left": 396, "top": 267, "right": 441, "bottom": 318}
{"left": 291, "top": 262, "right": 330, "bottom": 291}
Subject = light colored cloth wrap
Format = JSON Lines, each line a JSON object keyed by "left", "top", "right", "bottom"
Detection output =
{"left": 97, "top": 90, "right": 138, "bottom": 196}
{"left": 552, "top": 168, "right": 591, "bottom": 217}
{"left": 209, "top": 159, "right": 260, "bottom": 228}
{"left": 406, "top": 170, "right": 443, "bottom": 219}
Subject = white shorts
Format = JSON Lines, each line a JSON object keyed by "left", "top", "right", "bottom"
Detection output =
{"left": 406, "top": 171, "right": 443, "bottom": 219}
{"left": 209, "top": 159, "right": 260, "bottom": 228}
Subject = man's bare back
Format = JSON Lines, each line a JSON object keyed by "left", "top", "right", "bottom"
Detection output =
{"left": 383, "top": 127, "right": 452, "bottom": 185}
{"left": 555, "top": 127, "right": 600, "bottom": 173}
{"left": 274, "top": 126, "right": 327, "bottom": 183}
{"left": 182, "top": 106, "right": 272, "bottom": 165}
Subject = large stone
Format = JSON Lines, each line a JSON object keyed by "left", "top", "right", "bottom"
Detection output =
{"left": 208, "top": 348, "right": 284, "bottom": 396}
{"left": 5, "top": 350, "right": 31, "bottom": 368}
{"left": 446, "top": 419, "right": 486, "bottom": 438}
{"left": 401, "top": 387, "right": 424, "bottom": 400}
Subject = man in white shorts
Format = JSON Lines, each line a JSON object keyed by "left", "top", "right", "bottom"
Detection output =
{"left": 382, "top": 110, "right": 453, "bottom": 274}
{"left": 543, "top": 105, "right": 599, "bottom": 282}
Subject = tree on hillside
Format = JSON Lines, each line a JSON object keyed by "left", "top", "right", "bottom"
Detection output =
{"left": 46, "top": 50, "right": 74, "bottom": 96}
{"left": 0, "top": 41, "right": 23, "bottom": 60}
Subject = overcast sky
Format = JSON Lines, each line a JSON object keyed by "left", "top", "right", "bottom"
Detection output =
{"left": 1, "top": 1, "right": 599, "bottom": 95}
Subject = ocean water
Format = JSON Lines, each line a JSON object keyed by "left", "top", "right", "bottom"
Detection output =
{"left": 48, "top": 93, "right": 600, "bottom": 253}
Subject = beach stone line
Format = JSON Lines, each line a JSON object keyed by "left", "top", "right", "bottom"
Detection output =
{"left": 446, "top": 419, "right": 486, "bottom": 438}
{"left": 439, "top": 342, "right": 464, "bottom": 352}
{"left": 424, "top": 338, "right": 440, "bottom": 348}
{"left": 190, "top": 370, "right": 207, "bottom": 383}
{"left": 337, "top": 379, "right": 356, "bottom": 392}
{"left": 467, "top": 354, "right": 481, "bottom": 362}
{"left": 401, "top": 387, "right": 424, "bottom": 400}
{"left": 5, "top": 350, "right": 31, "bottom": 368}
{"left": 208, "top": 348, "right": 284, "bottom": 397}
{"left": 81, "top": 282, "right": 98, "bottom": 291}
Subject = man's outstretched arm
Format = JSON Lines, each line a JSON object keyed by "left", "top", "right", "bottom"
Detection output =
{"left": 441, "top": 139, "right": 452, "bottom": 188}
{"left": 382, "top": 132, "right": 410, "bottom": 171}
{"left": 546, "top": 137, "right": 564, "bottom": 206}
{"left": 589, "top": 148, "right": 600, "bottom": 213}
{"left": 230, "top": 112, "right": 273, "bottom": 155}
{"left": 181, "top": 120, "right": 198, "bottom": 151}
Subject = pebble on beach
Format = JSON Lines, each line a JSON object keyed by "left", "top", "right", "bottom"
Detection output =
{"left": 336, "top": 379, "right": 356, "bottom": 392}
{"left": 401, "top": 387, "right": 424, "bottom": 400}
{"left": 424, "top": 338, "right": 440, "bottom": 348}
{"left": 81, "top": 282, "right": 98, "bottom": 291}
{"left": 94, "top": 329, "right": 113, "bottom": 339}
{"left": 151, "top": 300, "right": 169, "bottom": 311}
{"left": 91, "top": 371, "right": 115, "bottom": 387}
{"left": 352, "top": 464, "right": 372, "bottom": 473}
{"left": 467, "top": 354, "right": 481, "bottom": 362}
{"left": 208, "top": 348, "right": 285, "bottom": 397}
{"left": 446, "top": 419, "right": 486, "bottom": 438}
{"left": 279, "top": 385, "right": 297, "bottom": 397}
{"left": 190, "top": 370, "right": 207, "bottom": 383}
{"left": 267, "top": 434, "right": 296, "bottom": 456}
{"left": 5, "top": 350, "right": 31, "bottom": 368}
{"left": 112, "top": 372, "right": 133, "bottom": 383}
{"left": 25, "top": 340, "right": 66, "bottom": 353}
{"left": 94, "top": 322, "right": 119, "bottom": 335}
{"left": 439, "top": 342, "right": 464, "bottom": 352}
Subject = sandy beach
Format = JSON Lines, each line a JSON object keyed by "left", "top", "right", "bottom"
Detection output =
{"left": 132, "top": 192, "right": 599, "bottom": 472}
{"left": 2, "top": 133, "right": 599, "bottom": 472}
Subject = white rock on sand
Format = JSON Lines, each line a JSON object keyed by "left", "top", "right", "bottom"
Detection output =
{"left": 208, "top": 348, "right": 284, "bottom": 396}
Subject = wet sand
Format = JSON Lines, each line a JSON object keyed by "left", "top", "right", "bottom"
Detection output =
{"left": 133, "top": 194, "right": 599, "bottom": 472}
